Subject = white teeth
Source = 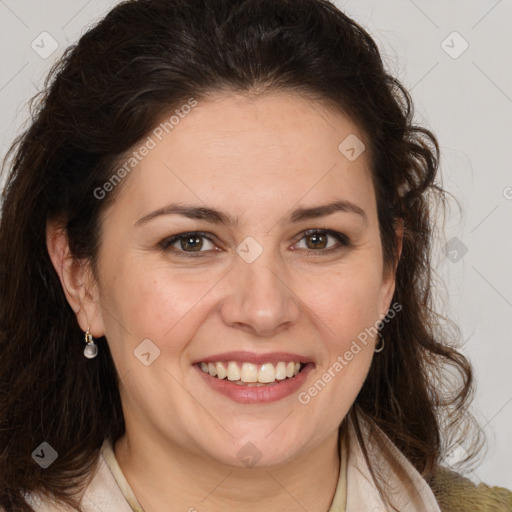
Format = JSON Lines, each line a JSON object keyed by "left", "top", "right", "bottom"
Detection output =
{"left": 240, "top": 362, "right": 258, "bottom": 383}
{"left": 199, "top": 360, "right": 305, "bottom": 384}
{"left": 227, "top": 361, "right": 240, "bottom": 381}
{"left": 258, "top": 363, "right": 276, "bottom": 383}
{"left": 275, "top": 361, "right": 287, "bottom": 380}
{"left": 216, "top": 362, "right": 227, "bottom": 380}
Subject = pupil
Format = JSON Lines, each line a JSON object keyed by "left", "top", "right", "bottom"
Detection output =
{"left": 183, "top": 236, "right": 202, "bottom": 251}
{"left": 308, "top": 233, "right": 326, "bottom": 250}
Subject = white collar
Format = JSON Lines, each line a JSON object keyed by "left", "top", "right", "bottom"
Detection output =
{"left": 341, "top": 409, "right": 441, "bottom": 512}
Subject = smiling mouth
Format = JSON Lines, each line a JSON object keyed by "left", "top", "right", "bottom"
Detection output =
{"left": 197, "top": 361, "right": 307, "bottom": 386}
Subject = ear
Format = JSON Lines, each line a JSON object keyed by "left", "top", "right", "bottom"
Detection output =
{"left": 46, "top": 219, "right": 105, "bottom": 338}
{"left": 379, "top": 218, "right": 404, "bottom": 317}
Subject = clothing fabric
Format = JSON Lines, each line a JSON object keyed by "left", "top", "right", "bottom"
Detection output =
{"left": 23, "top": 409, "right": 512, "bottom": 512}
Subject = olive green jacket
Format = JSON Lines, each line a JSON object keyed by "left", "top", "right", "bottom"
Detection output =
{"left": 430, "top": 465, "right": 512, "bottom": 512}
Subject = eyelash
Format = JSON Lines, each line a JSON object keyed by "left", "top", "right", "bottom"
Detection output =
{"left": 160, "top": 229, "right": 350, "bottom": 258}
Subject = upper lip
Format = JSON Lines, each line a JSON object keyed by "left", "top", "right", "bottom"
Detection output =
{"left": 192, "top": 351, "right": 314, "bottom": 365}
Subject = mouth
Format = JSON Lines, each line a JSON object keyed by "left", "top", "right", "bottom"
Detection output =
{"left": 193, "top": 356, "right": 314, "bottom": 404}
{"left": 197, "top": 360, "right": 307, "bottom": 386}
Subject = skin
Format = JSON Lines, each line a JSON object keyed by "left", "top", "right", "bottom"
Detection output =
{"left": 47, "top": 91, "right": 402, "bottom": 512}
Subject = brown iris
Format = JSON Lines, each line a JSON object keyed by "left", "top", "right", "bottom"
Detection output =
{"left": 180, "top": 235, "right": 203, "bottom": 252}
{"left": 305, "top": 232, "right": 328, "bottom": 250}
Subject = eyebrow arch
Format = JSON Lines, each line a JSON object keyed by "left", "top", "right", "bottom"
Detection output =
{"left": 134, "top": 199, "right": 367, "bottom": 227}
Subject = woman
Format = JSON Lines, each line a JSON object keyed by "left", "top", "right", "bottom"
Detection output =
{"left": 0, "top": 0, "right": 510, "bottom": 511}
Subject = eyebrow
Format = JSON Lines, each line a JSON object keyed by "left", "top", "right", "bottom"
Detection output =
{"left": 134, "top": 199, "right": 367, "bottom": 227}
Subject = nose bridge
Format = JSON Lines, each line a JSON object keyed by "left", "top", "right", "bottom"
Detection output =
{"left": 242, "top": 253, "right": 285, "bottom": 304}
{"left": 221, "top": 238, "right": 300, "bottom": 336}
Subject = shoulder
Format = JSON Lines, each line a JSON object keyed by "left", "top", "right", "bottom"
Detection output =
{"left": 17, "top": 445, "right": 132, "bottom": 512}
{"left": 429, "top": 465, "right": 512, "bottom": 512}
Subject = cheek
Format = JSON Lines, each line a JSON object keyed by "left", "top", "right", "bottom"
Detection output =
{"left": 302, "top": 261, "right": 384, "bottom": 335}
{"left": 98, "top": 255, "right": 199, "bottom": 358}
{"left": 297, "top": 257, "right": 384, "bottom": 390}
{"left": 313, "top": 273, "right": 379, "bottom": 409}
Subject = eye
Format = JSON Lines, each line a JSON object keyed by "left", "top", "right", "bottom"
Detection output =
{"left": 160, "top": 231, "right": 217, "bottom": 256}
{"left": 160, "top": 229, "right": 350, "bottom": 258}
{"left": 294, "top": 229, "right": 350, "bottom": 254}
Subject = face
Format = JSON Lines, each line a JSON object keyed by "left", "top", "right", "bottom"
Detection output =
{"left": 65, "top": 92, "right": 398, "bottom": 467}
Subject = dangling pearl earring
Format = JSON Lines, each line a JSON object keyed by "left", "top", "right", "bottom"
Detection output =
{"left": 84, "top": 328, "right": 98, "bottom": 359}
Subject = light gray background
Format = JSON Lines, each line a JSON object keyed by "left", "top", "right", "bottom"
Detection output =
{"left": 1, "top": 0, "right": 511, "bottom": 490}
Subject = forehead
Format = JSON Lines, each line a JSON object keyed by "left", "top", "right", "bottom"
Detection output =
{"left": 111, "top": 92, "right": 375, "bottom": 225}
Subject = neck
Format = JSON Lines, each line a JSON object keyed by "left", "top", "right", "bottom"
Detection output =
{"left": 114, "top": 425, "right": 342, "bottom": 512}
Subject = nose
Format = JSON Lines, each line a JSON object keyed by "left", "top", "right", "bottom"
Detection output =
{"left": 219, "top": 248, "right": 301, "bottom": 337}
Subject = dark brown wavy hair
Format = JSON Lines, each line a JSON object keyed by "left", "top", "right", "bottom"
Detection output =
{"left": 0, "top": 0, "right": 483, "bottom": 510}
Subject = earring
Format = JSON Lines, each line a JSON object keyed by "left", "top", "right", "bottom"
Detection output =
{"left": 84, "top": 328, "right": 98, "bottom": 359}
{"left": 374, "top": 331, "right": 385, "bottom": 353}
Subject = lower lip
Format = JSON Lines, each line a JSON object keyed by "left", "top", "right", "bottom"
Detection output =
{"left": 194, "top": 363, "right": 314, "bottom": 404}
